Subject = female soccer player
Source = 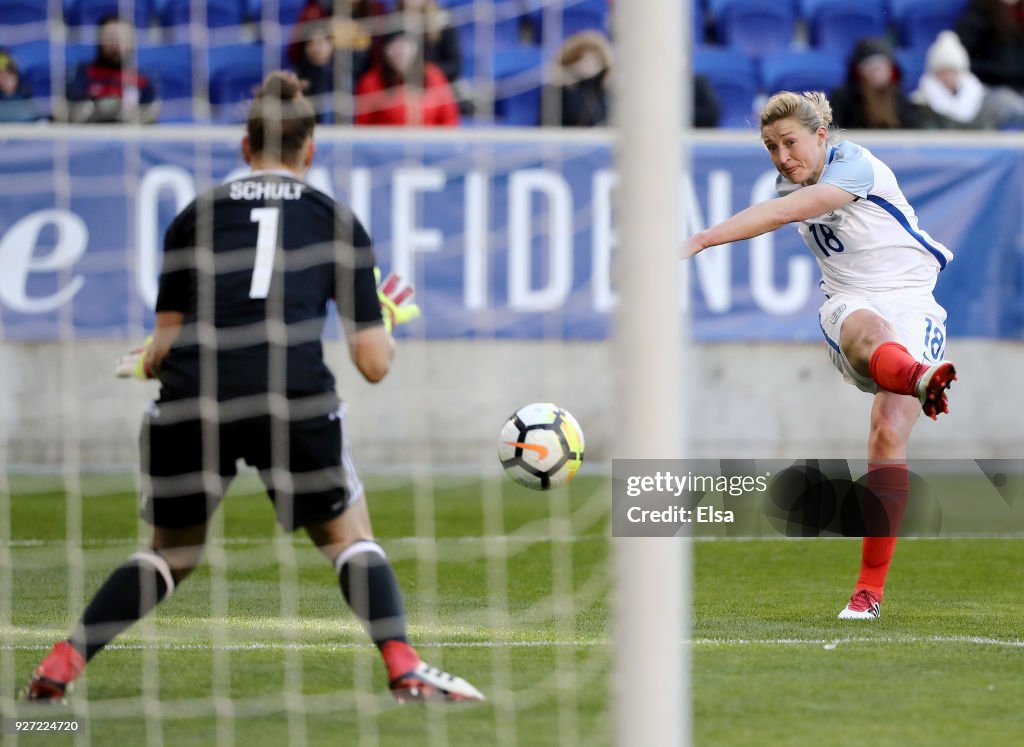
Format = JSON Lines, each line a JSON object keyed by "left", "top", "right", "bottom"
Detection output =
{"left": 26, "top": 71, "right": 483, "bottom": 702}
{"left": 684, "top": 91, "right": 957, "bottom": 619}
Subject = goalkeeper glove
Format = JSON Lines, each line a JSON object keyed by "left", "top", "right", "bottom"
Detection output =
{"left": 375, "top": 268, "right": 421, "bottom": 333}
{"left": 115, "top": 336, "right": 156, "bottom": 379}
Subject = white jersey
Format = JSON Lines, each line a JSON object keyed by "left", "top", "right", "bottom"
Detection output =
{"left": 776, "top": 140, "right": 953, "bottom": 297}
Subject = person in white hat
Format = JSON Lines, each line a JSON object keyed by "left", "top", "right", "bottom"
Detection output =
{"left": 912, "top": 30, "right": 1024, "bottom": 129}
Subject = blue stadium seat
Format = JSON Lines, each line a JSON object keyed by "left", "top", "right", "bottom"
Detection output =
{"left": 693, "top": 47, "right": 759, "bottom": 128}
{"left": 693, "top": 0, "right": 705, "bottom": 46}
{"left": 710, "top": 0, "right": 797, "bottom": 58}
{"left": 560, "top": 0, "right": 608, "bottom": 37}
{"left": 64, "top": 0, "right": 154, "bottom": 28}
{"left": 443, "top": 0, "right": 541, "bottom": 41}
{"left": 759, "top": 50, "right": 846, "bottom": 96}
{"left": 532, "top": 0, "right": 609, "bottom": 44}
{"left": 8, "top": 40, "right": 53, "bottom": 98}
{"left": 207, "top": 42, "right": 265, "bottom": 122}
{"left": 0, "top": 0, "right": 47, "bottom": 27}
{"left": 246, "top": 0, "right": 308, "bottom": 27}
{"left": 451, "top": 7, "right": 508, "bottom": 83}
{"left": 137, "top": 42, "right": 193, "bottom": 121}
{"left": 889, "top": 0, "right": 967, "bottom": 50}
{"left": 12, "top": 40, "right": 95, "bottom": 98}
{"left": 494, "top": 45, "right": 543, "bottom": 126}
{"left": 158, "top": 0, "right": 246, "bottom": 29}
{"left": 455, "top": 21, "right": 479, "bottom": 81}
{"left": 802, "top": 0, "right": 887, "bottom": 61}
{"left": 894, "top": 47, "right": 926, "bottom": 93}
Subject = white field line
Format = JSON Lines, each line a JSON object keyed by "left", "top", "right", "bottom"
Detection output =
{"left": 4, "top": 636, "right": 1024, "bottom": 652}
{"left": 6, "top": 534, "right": 1024, "bottom": 549}
{"left": 3, "top": 534, "right": 605, "bottom": 548}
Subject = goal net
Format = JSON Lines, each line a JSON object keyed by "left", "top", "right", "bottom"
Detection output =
{"left": 0, "top": 1, "right": 687, "bottom": 744}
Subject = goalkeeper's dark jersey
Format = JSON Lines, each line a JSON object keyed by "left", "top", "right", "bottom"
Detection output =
{"left": 155, "top": 170, "right": 382, "bottom": 405}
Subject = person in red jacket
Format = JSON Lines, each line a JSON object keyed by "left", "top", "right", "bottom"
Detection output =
{"left": 355, "top": 30, "right": 459, "bottom": 126}
{"left": 66, "top": 15, "right": 158, "bottom": 123}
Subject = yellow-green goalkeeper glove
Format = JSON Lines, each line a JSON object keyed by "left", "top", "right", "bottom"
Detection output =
{"left": 115, "top": 336, "right": 156, "bottom": 379}
{"left": 375, "top": 268, "right": 421, "bottom": 333}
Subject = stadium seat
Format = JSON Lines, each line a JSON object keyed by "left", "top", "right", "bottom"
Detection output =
{"left": 207, "top": 42, "right": 265, "bottom": 121}
{"left": 710, "top": 0, "right": 797, "bottom": 58}
{"left": 889, "top": 0, "right": 968, "bottom": 50}
{"left": 561, "top": 0, "right": 608, "bottom": 37}
{"left": 802, "top": 0, "right": 887, "bottom": 61}
{"left": 894, "top": 47, "right": 926, "bottom": 93}
{"left": 12, "top": 40, "right": 95, "bottom": 99}
{"left": 136, "top": 42, "right": 194, "bottom": 122}
{"left": 532, "top": 0, "right": 609, "bottom": 44}
{"left": 451, "top": 8, "right": 510, "bottom": 83}
{"left": 158, "top": 0, "right": 246, "bottom": 29}
{"left": 693, "top": 47, "right": 759, "bottom": 128}
{"left": 8, "top": 40, "right": 52, "bottom": 99}
{"left": 0, "top": 0, "right": 47, "bottom": 27}
{"left": 693, "top": 0, "right": 705, "bottom": 46}
{"left": 455, "top": 21, "right": 479, "bottom": 81}
{"left": 493, "top": 45, "right": 544, "bottom": 126}
{"left": 64, "top": 0, "right": 154, "bottom": 28}
{"left": 246, "top": 0, "right": 308, "bottom": 27}
{"left": 759, "top": 50, "right": 846, "bottom": 97}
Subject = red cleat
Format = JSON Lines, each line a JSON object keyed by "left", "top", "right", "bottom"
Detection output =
{"left": 916, "top": 362, "right": 957, "bottom": 420}
{"left": 838, "top": 589, "right": 882, "bottom": 620}
{"left": 382, "top": 640, "right": 484, "bottom": 703}
{"left": 389, "top": 662, "right": 486, "bottom": 703}
{"left": 24, "top": 640, "right": 85, "bottom": 703}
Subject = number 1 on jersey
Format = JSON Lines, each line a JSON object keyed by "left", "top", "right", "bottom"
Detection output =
{"left": 249, "top": 207, "right": 280, "bottom": 299}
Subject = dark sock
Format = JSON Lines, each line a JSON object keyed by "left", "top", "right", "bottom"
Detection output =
{"left": 335, "top": 540, "right": 408, "bottom": 648}
{"left": 69, "top": 550, "right": 175, "bottom": 661}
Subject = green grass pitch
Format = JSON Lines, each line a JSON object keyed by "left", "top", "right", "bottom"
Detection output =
{"left": 3, "top": 474, "right": 1023, "bottom": 746}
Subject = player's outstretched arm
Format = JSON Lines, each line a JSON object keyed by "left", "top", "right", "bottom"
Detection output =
{"left": 684, "top": 183, "right": 855, "bottom": 257}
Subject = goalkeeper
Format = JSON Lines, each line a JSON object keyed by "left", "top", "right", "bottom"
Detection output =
{"left": 25, "top": 71, "right": 483, "bottom": 704}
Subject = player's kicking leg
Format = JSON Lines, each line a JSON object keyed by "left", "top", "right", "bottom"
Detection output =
{"left": 24, "top": 523, "right": 207, "bottom": 702}
{"left": 304, "top": 501, "right": 485, "bottom": 703}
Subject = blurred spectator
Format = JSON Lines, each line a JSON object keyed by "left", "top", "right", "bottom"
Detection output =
{"left": 544, "top": 32, "right": 721, "bottom": 128}
{"left": 394, "top": 0, "right": 462, "bottom": 84}
{"left": 544, "top": 31, "right": 613, "bottom": 127}
{"left": 293, "top": 20, "right": 341, "bottom": 123}
{"left": 287, "top": 0, "right": 387, "bottom": 83}
{"left": 693, "top": 74, "right": 720, "bottom": 128}
{"left": 911, "top": 31, "right": 991, "bottom": 129}
{"left": 66, "top": 16, "right": 158, "bottom": 123}
{"left": 0, "top": 49, "right": 41, "bottom": 123}
{"left": 954, "top": 0, "right": 1024, "bottom": 128}
{"left": 394, "top": 0, "right": 474, "bottom": 114}
{"left": 954, "top": 0, "right": 1024, "bottom": 92}
{"left": 355, "top": 30, "right": 460, "bottom": 126}
{"left": 830, "top": 38, "right": 920, "bottom": 129}
{"left": 292, "top": 18, "right": 376, "bottom": 123}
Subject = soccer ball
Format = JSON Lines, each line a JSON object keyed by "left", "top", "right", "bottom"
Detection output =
{"left": 498, "top": 403, "right": 585, "bottom": 490}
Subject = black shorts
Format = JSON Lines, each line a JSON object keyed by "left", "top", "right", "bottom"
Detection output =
{"left": 139, "top": 400, "right": 363, "bottom": 531}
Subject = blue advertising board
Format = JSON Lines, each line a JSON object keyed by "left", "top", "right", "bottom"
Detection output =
{"left": 1, "top": 133, "right": 1021, "bottom": 341}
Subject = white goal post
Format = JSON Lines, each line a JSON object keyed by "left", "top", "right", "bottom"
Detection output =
{"left": 612, "top": 1, "right": 690, "bottom": 746}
